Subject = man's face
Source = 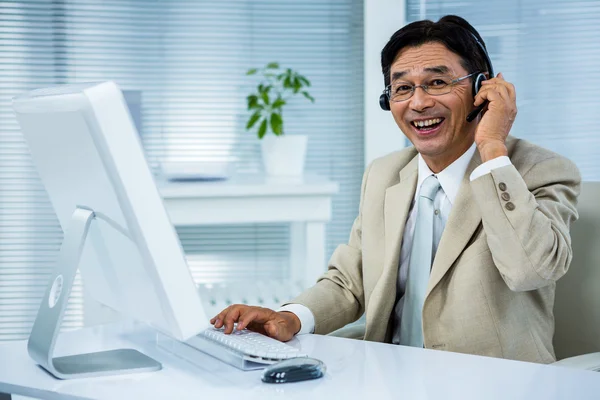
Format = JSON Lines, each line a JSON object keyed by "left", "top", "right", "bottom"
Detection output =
{"left": 389, "top": 42, "right": 477, "bottom": 164}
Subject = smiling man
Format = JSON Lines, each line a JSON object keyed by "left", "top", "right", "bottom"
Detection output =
{"left": 210, "top": 15, "right": 581, "bottom": 363}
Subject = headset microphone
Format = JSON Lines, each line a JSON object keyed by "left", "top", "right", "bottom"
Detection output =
{"left": 466, "top": 103, "right": 485, "bottom": 122}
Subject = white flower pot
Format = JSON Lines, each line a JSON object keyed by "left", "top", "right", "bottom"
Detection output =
{"left": 261, "top": 135, "right": 308, "bottom": 176}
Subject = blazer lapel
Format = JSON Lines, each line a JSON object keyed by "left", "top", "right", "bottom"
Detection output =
{"left": 426, "top": 150, "right": 483, "bottom": 298}
{"left": 365, "top": 153, "right": 418, "bottom": 341}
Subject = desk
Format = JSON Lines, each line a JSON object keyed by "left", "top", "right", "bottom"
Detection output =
{"left": 158, "top": 175, "right": 339, "bottom": 288}
{"left": 1, "top": 323, "right": 599, "bottom": 399}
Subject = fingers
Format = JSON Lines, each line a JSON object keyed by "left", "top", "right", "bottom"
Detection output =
{"left": 480, "top": 72, "right": 516, "bottom": 102}
{"left": 474, "top": 85, "right": 504, "bottom": 107}
{"left": 210, "top": 305, "right": 231, "bottom": 328}
{"left": 236, "top": 309, "right": 261, "bottom": 331}
{"left": 210, "top": 305, "right": 278, "bottom": 336}
{"left": 475, "top": 83, "right": 511, "bottom": 106}
{"left": 475, "top": 72, "right": 515, "bottom": 111}
{"left": 222, "top": 307, "right": 242, "bottom": 334}
{"left": 210, "top": 305, "right": 242, "bottom": 333}
{"left": 497, "top": 73, "right": 516, "bottom": 102}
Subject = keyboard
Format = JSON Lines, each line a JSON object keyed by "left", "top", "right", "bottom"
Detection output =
{"left": 160, "top": 326, "right": 308, "bottom": 370}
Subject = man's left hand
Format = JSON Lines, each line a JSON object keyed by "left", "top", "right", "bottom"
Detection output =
{"left": 473, "top": 72, "right": 517, "bottom": 162}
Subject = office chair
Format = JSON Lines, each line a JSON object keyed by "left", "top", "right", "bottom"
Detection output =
{"left": 553, "top": 181, "right": 600, "bottom": 371}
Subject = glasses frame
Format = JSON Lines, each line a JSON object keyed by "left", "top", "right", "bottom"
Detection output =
{"left": 384, "top": 71, "right": 480, "bottom": 102}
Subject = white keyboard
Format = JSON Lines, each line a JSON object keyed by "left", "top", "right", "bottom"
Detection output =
{"left": 178, "top": 327, "right": 307, "bottom": 370}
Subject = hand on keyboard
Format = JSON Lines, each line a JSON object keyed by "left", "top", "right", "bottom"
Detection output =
{"left": 210, "top": 305, "right": 301, "bottom": 342}
{"left": 201, "top": 327, "right": 306, "bottom": 361}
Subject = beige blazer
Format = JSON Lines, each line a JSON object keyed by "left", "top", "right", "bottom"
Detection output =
{"left": 291, "top": 136, "right": 581, "bottom": 363}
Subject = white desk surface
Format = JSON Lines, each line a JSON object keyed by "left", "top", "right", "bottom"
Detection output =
{"left": 1, "top": 324, "right": 599, "bottom": 400}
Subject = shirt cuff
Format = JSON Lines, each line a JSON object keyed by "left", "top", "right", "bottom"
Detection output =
{"left": 277, "top": 304, "right": 315, "bottom": 335}
{"left": 469, "top": 156, "right": 512, "bottom": 181}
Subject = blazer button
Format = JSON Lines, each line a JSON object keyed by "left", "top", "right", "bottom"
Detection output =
{"left": 501, "top": 192, "right": 510, "bottom": 201}
{"left": 505, "top": 202, "right": 516, "bottom": 211}
{"left": 498, "top": 182, "right": 507, "bottom": 191}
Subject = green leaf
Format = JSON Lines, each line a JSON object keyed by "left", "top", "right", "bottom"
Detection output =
{"left": 246, "top": 68, "right": 257, "bottom": 75}
{"left": 298, "top": 76, "right": 311, "bottom": 87}
{"left": 246, "top": 111, "right": 261, "bottom": 130}
{"left": 260, "top": 90, "right": 270, "bottom": 105}
{"left": 258, "top": 119, "right": 268, "bottom": 139}
{"left": 272, "top": 98, "right": 286, "bottom": 109}
{"left": 283, "top": 75, "right": 292, "bottom": 89}
{"left": 270, "top": 113, "right": 283, "bottom": 135}
{"left": 302, "top": 91, "right": 315, "bottom": 102}
{"left": 266, "top": 62, "right": 279, "bottom": 69}
{"left": 247, "top": 95, "right": 259, "bottom": 110}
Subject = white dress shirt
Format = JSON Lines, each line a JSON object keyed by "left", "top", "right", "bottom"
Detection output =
{"left": 280, "top": 144, "right": 511, "bottom": 335}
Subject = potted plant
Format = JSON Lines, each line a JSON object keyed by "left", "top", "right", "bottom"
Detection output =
{"left": 245, "top": 62, "right": 314, "bottom": 176}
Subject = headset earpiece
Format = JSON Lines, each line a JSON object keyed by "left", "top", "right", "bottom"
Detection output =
{"left": 466, "top": 71, "right": 490, "bottom": 122}
{"left": 472, "top": 72, "right": 487, "bottom": 96}
{"left": 379, "top": 92, "right": 391, "bottom": 111}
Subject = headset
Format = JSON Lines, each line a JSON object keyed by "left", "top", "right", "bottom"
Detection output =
{"left": 379, "top": 32, "right": 494, "bottom": 123}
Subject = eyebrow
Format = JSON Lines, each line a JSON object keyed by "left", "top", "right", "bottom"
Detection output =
{"left": 391, "top": 65, "right": 451, "bottom": 81}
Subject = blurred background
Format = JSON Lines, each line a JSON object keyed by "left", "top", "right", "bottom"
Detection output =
{"left": 0, "top": 0, "right": 598, "bottom": 340}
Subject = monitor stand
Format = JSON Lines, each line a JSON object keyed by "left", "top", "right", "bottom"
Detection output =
{"left": 27, "top": 207, "right": 162, "bottom": 379}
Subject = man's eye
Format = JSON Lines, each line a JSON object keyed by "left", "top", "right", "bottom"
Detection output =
{"left": 395, "top": 85, "right": 412, "bottom": 93}
{"left": 430, "top": 79, "right": 448, "bottom": 87}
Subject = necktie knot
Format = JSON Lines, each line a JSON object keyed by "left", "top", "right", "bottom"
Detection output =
{"left": 419, "top": 175, "right": 440, "bottom": 201}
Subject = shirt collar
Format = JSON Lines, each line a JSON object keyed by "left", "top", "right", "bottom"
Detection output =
{"left": 416, "top": 142, "right": 477, "bottom": 205}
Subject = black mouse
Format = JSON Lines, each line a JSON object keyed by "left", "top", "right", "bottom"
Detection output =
{"left": 261, "top": 357, "right": 326, "bottom": 384}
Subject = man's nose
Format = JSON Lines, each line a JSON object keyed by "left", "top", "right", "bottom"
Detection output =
{"left": 409, "top": 86, "right": 435, "bottom": 111}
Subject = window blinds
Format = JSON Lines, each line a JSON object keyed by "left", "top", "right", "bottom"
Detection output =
{"left": 406, "top": 0, "right": 600, "bottom": 181}
{"left": 0, "top": 0, "right": 364, "bottom": 340}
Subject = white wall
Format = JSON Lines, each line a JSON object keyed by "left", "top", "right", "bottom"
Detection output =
{"left": 363, "top": 0, "right": 406, "bottom": 167}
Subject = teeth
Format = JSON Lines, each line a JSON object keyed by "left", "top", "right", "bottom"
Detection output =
{"left": 413, "top": 118, "right": 442, "bottom": 128}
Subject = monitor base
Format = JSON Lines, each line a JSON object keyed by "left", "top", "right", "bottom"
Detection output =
{"left": 27, "top": 207, "right": 162, "bottom": 379}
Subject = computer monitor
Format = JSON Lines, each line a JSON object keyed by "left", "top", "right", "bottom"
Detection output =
{"left": 12, "top": 81, "right": 209, "bottom": 379}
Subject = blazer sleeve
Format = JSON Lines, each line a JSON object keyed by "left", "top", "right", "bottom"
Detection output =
{"left": 283, "top": 163, "right": 372, "bottom": 334}
{"left": 470, "top": 156, "right": 581, "bottom": 291}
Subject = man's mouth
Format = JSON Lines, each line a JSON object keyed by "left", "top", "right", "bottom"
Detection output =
{"left": 411, "top": 117, "right": 445, "bottom": 131}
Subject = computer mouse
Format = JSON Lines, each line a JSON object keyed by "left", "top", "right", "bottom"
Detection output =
{"left": 261, "top": 357, "right": 326, "bottom": 383}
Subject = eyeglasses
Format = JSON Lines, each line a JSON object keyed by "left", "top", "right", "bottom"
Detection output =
{"left": 384, "top": 72, "right": 479, "bottom": 102}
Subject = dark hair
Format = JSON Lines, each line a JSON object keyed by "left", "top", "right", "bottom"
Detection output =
{"left": 381, "top": 15, "right": 489, "bottom": 87}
